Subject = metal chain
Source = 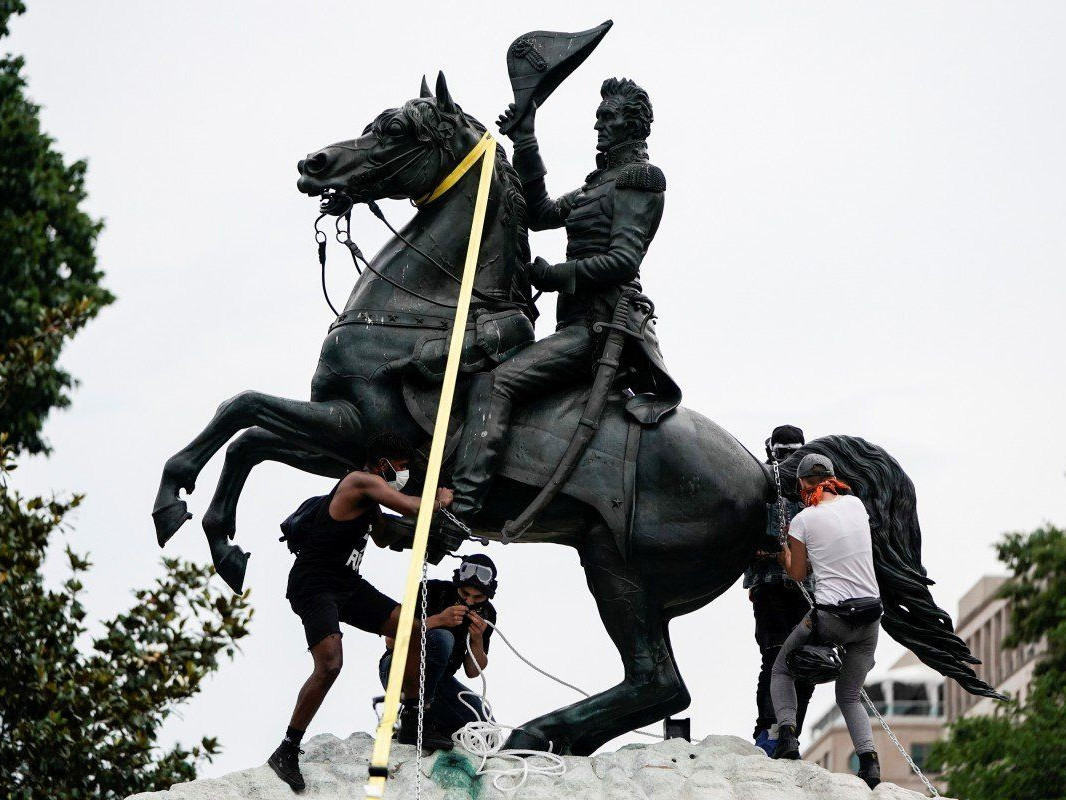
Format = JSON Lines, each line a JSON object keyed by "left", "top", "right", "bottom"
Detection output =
{"left": 439, "top": 507, "right": 472, "bottom": 536}
{"left": 769, "top": 455, "right": 941, "bottom": 798}
{"left": 414, "top": 561, "right": 428, "bottom": 800}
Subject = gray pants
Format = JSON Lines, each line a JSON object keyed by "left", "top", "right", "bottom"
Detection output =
{"left": 770, "top": 611, "right": 879, "bottom": 754}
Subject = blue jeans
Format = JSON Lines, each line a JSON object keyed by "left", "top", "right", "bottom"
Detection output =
{"left": 379, "top": 628, "right": 490, "bottom": 734}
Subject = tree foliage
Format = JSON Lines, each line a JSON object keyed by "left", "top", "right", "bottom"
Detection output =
{"left": 0, "top": 0, "right": 113, "bottom": 456}
{"left": 1, "top": 6, "right": 254, "bottom": 796}
{"left": 929, "top": 524, "right": 1066, "bottom": 800}
{"left": 0, "top": 438, "right": 254, "bottom": 798}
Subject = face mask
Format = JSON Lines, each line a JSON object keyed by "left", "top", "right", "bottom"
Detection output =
{"left": 387, "top": 469, "right": 409, "bottom": 492}
{"left": 379, "top": 459, "right": 409, "bottom": 492}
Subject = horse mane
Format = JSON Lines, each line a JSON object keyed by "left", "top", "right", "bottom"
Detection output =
{"left": 367, "top": 99, "right": 532, "bottom": 306}
{"left": 780, "top": 435, "right": 1005, "bottom": 700}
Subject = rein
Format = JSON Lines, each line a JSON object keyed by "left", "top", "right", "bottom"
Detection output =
{"left": 312, "top": 130, "right": 528, "bottom": 317}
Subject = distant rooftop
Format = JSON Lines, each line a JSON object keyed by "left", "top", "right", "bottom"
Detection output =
{"left": 957, "top": 575, "right": 1009, "bottom": 629}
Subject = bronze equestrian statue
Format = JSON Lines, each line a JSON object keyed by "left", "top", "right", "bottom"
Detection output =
{"left": 152, "top": 65, "right": 1002, "bottom": 755}
{"left": 446, "top": 76, "right": 680, "bottom": 534}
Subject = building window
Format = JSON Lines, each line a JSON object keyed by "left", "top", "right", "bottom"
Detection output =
{"left": 911, "top": 743, "right": 932, "bottom": 771}
{"left": 848, "top": 751, "right": 860, "bottom": 772}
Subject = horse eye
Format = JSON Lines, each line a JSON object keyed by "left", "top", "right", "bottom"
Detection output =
{"left": 386, "top": 119, "right": 406, "bottom": 136}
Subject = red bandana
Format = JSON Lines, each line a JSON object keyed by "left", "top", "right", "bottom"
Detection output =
{"left": 800, "top": 478, "right": 853, "bottom": 507}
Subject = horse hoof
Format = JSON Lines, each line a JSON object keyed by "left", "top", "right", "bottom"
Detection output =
{"left": 152, "top": 500, "right": 192, "bottom": 547}
{"left": 214, "top": 545, "right": 250, "bottom": 594}
{"left": 503, "top": 727, "right": 556, "bottom": 753}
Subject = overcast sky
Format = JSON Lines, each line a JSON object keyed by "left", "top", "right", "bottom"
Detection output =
{"left": 9, "top": 0, "right": 1066, "bottom": 780}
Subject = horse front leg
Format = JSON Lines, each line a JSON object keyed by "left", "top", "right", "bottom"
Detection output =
{"left": 200, "top": 427, "right": 356, "bottom": 592}
{"left": 503, "top": 524, "right": 690, "bottom": 756}
{"left": 152, "top": 391, "right": 361, "bottom": 547}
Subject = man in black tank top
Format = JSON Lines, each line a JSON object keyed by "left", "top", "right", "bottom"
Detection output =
{"left": 268, "top": 433, "right": 454, "bottom": 792}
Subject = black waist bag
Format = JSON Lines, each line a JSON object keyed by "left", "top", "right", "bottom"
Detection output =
{"left": 817, "top": 596, "right": 883, "bottom": 627}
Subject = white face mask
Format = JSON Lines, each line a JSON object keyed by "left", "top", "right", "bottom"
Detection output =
{"left": 387, "top": 468, "right": 409, "bottom": 492}
{"left": 381, "top": 462, "right": 409, "bottom": 494}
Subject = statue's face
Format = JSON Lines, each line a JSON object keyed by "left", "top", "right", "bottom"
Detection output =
{"left": 595, "top": 98, "right": 631, "bottom": 153}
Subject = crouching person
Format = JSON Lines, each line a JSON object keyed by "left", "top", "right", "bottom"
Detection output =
{"left": 268, "top": 433, "right": 453, "bottom": 793}
{"left": 379, "top": 554, "right": 498, "bottom": 744}
{"left": 771, "top": 454, "right": 883, "bottom": 789}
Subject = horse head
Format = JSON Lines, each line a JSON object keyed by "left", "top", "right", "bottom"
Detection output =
{"left": 297, "top": 71, "right": 483, "bottom": 212}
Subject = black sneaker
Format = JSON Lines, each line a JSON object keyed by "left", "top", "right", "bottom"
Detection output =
{"left": 857, "top": 751, "right": 881, "bottom": 788}
{"left": 773, "top": 725, "right": 801, "bottom": 760}
{"left": 397, "top": 702, "right": 454, "bottom": 751}
{"left": 267, "top": 741, "right": 306, "bottom": 792}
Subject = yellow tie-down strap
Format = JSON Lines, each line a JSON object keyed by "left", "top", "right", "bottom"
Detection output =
{"left": 366, "top": 133, "right": 495, "bottom": 799}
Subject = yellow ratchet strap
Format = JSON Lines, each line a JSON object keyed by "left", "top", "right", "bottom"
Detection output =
{"left": 414, "top": 130, "right": 494, "bottom": 205}
{"left": 365, "top": 133, "right": 495, "bottom": 799}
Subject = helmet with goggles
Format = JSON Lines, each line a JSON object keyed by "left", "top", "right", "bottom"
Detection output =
{"left": 452, "top": 553, "right": 498, "bottom": 598}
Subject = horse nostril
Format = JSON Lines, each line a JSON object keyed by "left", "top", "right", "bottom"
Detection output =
{"left": 304, "top": 151, "right": 330, "bottom": 175}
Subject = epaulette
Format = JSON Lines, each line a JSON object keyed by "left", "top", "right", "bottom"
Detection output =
{"left": 616, "top": 162, "right": 666, "bottom": 192}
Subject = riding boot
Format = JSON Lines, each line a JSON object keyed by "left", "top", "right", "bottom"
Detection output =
{"left": 856, "top": 751, "right": 881, "bottom": 788}
{"left": 449, "top": 373, "right": 512, "bottom": 521}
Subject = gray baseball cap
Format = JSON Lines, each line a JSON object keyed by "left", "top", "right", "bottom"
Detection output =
{"left": 797, "top": 453, "right": 835, "bottom": 480}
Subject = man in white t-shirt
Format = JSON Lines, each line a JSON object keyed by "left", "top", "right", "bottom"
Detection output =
{"left": 770, "top": 453, "right": 883, "bottom": 789}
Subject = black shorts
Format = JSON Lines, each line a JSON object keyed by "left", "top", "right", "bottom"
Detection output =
{"left": 289, "top": 577, "right": 399, "bottom": 649}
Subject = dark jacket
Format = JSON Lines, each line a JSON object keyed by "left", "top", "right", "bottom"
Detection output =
{"left": 743, "top": 498, "right": 816, "bottom": 592}
{"left": 511, "top": 137, "right": 681, "bottom": 424}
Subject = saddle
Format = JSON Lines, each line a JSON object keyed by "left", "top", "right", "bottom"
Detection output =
{"left": 401, "top": 366, "right": 641, "bottom": 544}
{"left": 392, "top": 298, "right": 662, "bottom": 545}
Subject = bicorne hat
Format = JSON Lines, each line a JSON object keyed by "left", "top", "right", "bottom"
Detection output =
{"left": 500, "top": 20, "right": 614, "bottom": 135}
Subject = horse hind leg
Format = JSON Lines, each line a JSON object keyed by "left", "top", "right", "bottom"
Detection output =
{"left": 200, "top": 427, "right": 356, "bottom": 592}
{"left": 503, "top": 523, "right": 689, "bottom": 756}
{"left": 152, "top": 391, "right": 359, "bottom": 547}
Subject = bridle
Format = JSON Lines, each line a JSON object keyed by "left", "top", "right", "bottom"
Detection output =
{"left": 313, "top": 130, "right": 530, "bottom": 318}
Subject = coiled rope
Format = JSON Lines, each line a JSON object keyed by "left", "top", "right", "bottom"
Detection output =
{"left": 447, "top": 619, "right": 663, "bottom": 793}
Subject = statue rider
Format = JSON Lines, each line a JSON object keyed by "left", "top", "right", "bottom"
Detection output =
{"left": 445, "top": 77, "right": 681, "bottom": 532}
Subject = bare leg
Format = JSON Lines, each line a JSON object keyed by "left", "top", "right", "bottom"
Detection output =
{"left": 289, "top": 634, "right": 344, "bottom": 732}
{"left": 504, "top": 525, "right": 689, "bottom": 755}
{"left": 199, "top": 428, "right": 355, "bottom": 591}
{"left": 153, "top": 391, "right": 361, "bottom": 546}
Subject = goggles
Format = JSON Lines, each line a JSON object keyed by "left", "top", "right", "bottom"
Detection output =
{"left": 457, "top": 561, "right": 494, "bottom": 586}
{"left": 771, "top": 443, "right": 802, "bottom": 459}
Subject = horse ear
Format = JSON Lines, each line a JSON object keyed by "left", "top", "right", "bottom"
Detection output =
{"left": 420, "top": 74, "right": 433, "bottom": 98}
{"left": 435, "top": 70, "right": 457, "bottom": 113}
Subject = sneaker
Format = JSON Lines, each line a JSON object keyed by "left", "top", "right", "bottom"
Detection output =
{"left": 397, "top": 702, "right": 454, "bottom": 751}
{"left": 267, "top": 741, "right": 305, "bottom": 792}
{"left": 772, "top": 724, "right": 801, "bottom": 760}
{"left": 857, "top": 751, "right": 881, "bottom": 788}
{"left": 754, "top": 729, "right": 778, "bottom": 757}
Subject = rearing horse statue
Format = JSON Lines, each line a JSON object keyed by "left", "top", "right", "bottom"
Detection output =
{"left": 153, "top": 72, "right": 1001, "bottom": 755}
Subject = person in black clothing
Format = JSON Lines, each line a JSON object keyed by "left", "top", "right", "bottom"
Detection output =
{"left": 378, "top": 553, "right": 499, "bottom": 740}
{"left": 744, "top": 424, "right": 816, "bottom": 756}
{"left": 267, "top": 433, "right": 453, "bottom": 793}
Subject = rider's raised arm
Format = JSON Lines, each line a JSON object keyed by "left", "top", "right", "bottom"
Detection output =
{"left": 558, "top": 168, "right": 665, "bottom": 291}
{"left": 511, "top": 134, "right": 579, "bottom": 231}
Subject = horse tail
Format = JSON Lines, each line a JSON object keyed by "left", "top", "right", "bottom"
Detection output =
{"left": 782, "top": 434, "right": 1005, "bottom": 700}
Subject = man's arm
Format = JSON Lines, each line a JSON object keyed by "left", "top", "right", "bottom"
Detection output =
{"left": 532, "top": 179, "right": 665, "bottom": 294}
{"left": 330, "top": 472, "right": 452, "bottom": 521}
{"left": 778, "top": 535, "right": 810, "bottom": 583}
{"left": 463, "top": 611, "right": 490, "bottom": 677}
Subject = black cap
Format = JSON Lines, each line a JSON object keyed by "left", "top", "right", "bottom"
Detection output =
{"left": 771, "top": 425, "right": 805, "bottom": 446}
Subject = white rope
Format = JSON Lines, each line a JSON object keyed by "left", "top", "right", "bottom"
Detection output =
{"left": 447, "top": 619, "right": 663, "bottom": 793}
